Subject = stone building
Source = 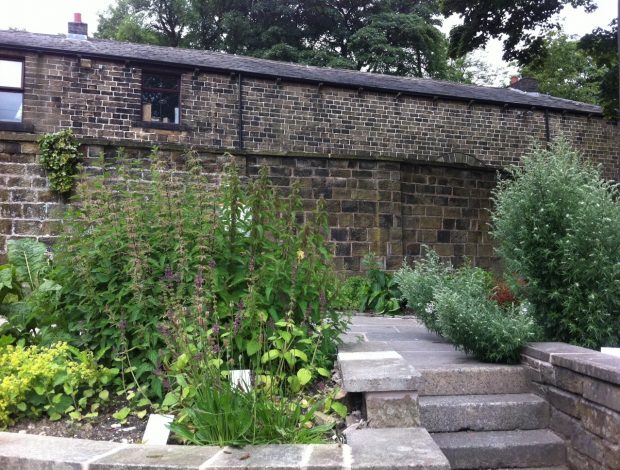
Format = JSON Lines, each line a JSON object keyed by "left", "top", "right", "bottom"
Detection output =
{"left": 0, "top": 18, "right": 617, "bottom": 271}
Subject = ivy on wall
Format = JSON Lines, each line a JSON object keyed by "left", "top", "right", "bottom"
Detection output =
{"left": 38, "top": 130, "right": 81, "bottom": 195}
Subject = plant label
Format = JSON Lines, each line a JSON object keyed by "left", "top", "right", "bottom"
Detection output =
{"left": 142, "top": 413, "right": 173, "bottom": 445}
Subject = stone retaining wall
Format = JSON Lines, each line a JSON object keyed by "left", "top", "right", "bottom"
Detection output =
{"left": 0, "top": 131, "right": 497, "bottom": 272}
{"left": 522, "top": 343, "right": 620, "bottom": 469}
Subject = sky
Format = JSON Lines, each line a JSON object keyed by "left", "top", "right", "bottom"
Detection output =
{"left": 0, "top": 0, "right": 617, "bottom": 86}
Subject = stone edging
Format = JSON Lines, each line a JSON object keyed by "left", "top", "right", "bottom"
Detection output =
{"left": 0, "top": 427, "right": 450, "bottom": 470}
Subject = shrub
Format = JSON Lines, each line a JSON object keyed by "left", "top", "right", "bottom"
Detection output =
{"left": 331, "top": 275, "right": 367, "bottom": 312}
{"left": 492, "top": 138, "right": 620, "bottom": 348}
{"left": 396, "top": 250, "right": 538, "bottom": 362}
{"left": 394, "top": 249, "right": 452, "bottom": 334}
{"left": 0, "top": 342, "right": 117, "bottom": 427}
{"left": 434, "top": 266, "right": 539, "bottom": 363}
{"left": 44, "top": 149, "right": 348, "bottom": 400}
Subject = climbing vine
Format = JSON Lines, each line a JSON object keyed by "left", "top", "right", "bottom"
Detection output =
{"left": 38, "top": 129, "right": 81, "bottom": 194}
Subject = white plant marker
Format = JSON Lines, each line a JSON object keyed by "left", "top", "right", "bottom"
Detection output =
{"left": 142, "top": 414, "right": 173, "bottom": 445}
{"left": 230, "top": 369, "right": 252, "bottom": 391}
{"left": 601, "top": 347, "right": 620, "bottom": 358}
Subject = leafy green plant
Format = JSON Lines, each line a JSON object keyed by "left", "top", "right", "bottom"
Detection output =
{"left": 43, "top": 149, "right": 348, "bottom": 400}
{"left": 0, "top": 342, "right": 117, "bottom": 427}
{"left": 0, "top": 239, "right": 61, "bottom": 343}
{"left": 395, "top": 248, "right": 453, "bottom": 333}
{"left": 357, "top": 253, "right": 403, "bottom": 314}
{"left": 434, "top": 266, "right": 539, "bottom": 363}
{"left": 396, "top": 249, "right": 539, "bottom": 363}
{"left": 331, "top": 276, "right": 367, "bottom": 312}
{"left": 38, "top": 129, "right": 81, "bottom": 194}
{"left": 492, "top": 138, "right": 620, "bottom": 348}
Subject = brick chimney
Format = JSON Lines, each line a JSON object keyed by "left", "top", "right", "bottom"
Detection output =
{"left": 509, "top": 76, "right": 539, "bottom": 93}
{"left": 67, "top": 13, "right": 88, "bottom": 40}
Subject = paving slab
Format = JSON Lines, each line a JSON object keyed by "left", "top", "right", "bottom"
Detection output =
{"left": 339, "top": 357, "right": 422, "bottom": 392}
{"left": 420, "top": 393, "right": 549, "bottom": 432}
{"left": 90, "top": 444, "right": 220, "bottom": 469}
{"left": 347, "top": 427, "right": 450, "bottom": 470}
{"left": 0, "top": 432, "right": 123, "bottom": 470}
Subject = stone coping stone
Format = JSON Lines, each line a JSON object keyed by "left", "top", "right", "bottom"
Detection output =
{"left": 338, "top": 355, "right": 422, "bottom": 393}
{"left": 346, "top": 427, "right": 450, "bottom": 470}
{"left": 524, "top": 342, "right": 620, "bottom": 385}
{"left": 0, "top": 431, "right": 448, "bottom": 470}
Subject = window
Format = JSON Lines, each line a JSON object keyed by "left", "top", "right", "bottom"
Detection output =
{"left": 141, "top": 72, "right": 180, "bottom": 124}
{"left": 0, "top": 58, "right": 24, "bottom": 123}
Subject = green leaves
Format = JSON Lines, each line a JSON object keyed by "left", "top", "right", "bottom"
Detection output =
{"left": 38, "top": 129, "right": 80, "bottom": 194}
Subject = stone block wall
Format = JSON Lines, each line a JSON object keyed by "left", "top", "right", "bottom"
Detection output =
{"left": 0, "top": 132, "right": 496, "bottom": 272}
{"left": 522, "top": 343, "right": 620, "bottom": 469}
{"left": 1, "top": 49, "right": 617, "bottom": 180}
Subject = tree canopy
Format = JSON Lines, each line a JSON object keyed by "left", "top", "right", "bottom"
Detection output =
{"left": 441, "top": 0, "right": 597, "bottom": 64}
{"left": 97, "top": 0, "right": 454, "bottom": 78}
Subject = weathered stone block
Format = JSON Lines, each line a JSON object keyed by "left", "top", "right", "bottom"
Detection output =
{"left": 579, "top": 399, "right": 620, "bottom": 444}
{"left": 546, "top": 386, "right": 581, "bottom": 418}
{"left": 365, "top": 391, "right": 420, "bottom": 428}
{"left": 583, "top": 378, "right": 620, "bottom": 414}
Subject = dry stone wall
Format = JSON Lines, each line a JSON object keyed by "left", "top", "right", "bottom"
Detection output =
{"left": 0, "top": 49, "right": 618, "bottom": 270}
{"left": 522, "top": 343, "right": 620, "bottom": 470}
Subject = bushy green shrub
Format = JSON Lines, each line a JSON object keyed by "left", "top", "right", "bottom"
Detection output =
{"left": 331, "top": 276, "right": 367, "bottom": 312}
{"left": 0, "top": 342, "right": 117, "bottom": 427}
{"left": 396, "top": 250, "right": 539, "bottom": 363}
{"left": 38, "top": 129, "right": 81, "bottom": 194}
{"left": 395, "top": 249, "right": 452, "bottom": 333}
{"left": 434, "top": 266, "right": 539, "bottom": 363}
{"left": 492, "top": 138, "right": 620, "bottom": 348}
{"left": 44, "top": 149, "right": 348, "bottom": 400}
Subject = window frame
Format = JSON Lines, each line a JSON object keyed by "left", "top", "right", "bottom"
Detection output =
{"left": 0, "top": 56, "right": 25, "bottom": 125}
{"left": 140, "top": 69, "right": 182, "bottom": 127}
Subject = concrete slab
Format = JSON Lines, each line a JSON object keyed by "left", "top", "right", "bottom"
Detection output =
{"left": 419, "top": 366, "right": 530, "bottom": 396}
{"left": 0, "top": 432, "right": 122, "bottom": 470}
{"left": 90, "top": 445, "right": 219, "bottom": 469}
{"left": 551, "top": 352, "right": 620, "bottom": 386}
{"left": 347, "top": 427, "right": 450, "bottom": 470}
{"left": 339, "top": 358, "right": 422, "bottom": 393}
{"left": 523, "top": 343, "right": 594, "bottom": 362}
{"left": 338, "top": 351, "right": 402, "bottom": 361}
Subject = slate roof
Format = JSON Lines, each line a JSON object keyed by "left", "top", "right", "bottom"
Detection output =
{"left": 0, "top": 30, "right": 602, "bottom": 115}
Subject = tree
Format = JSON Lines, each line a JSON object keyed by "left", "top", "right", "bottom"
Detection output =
{"left": 519, "top": 33, "right": 604, "bottom": 105}
{"left": 579, "top": 20, "right": 619, "bottom": 120}
{"left": 441, "top": 0, "right": 597, "bottom": 64}
{"left": 96, "top": 0, "right": 451, "bottom": 78}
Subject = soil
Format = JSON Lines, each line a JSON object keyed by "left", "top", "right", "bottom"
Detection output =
{"left": 6, "top": 378, "right": 355, "bottom": 444}
{"left": 7, "top": 396, "right": 148, "bottom": 444}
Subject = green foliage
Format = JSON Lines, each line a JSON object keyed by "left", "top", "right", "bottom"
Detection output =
{"left": 331, "top": 276, "right": 367, "bottom": 312}
{"left": 394, "top": 249, "right": 452, "bottom": 334}
{"left": 579, "top": 20, "right": 619, "bottom": 121}
{"left": 169, "top": 379, "right": 333, "bottom": 446}
{"left": 38, "top": 130, "right": 81, "bottom": 194}
{"left": 44, "top": 149, "right": 348, "bottom": 400}
{"left": 97, "top": 0, "right": 452, "bottom": 78}
{"left": 356, "top": 254, "right": 403, "bottom": 315}
{"left": 491, "top": 138, "right": 620, "bottom": 348}
{"left": 520, "top": 32, "right": 604, "bottom": 105}
{"left": 396, "top": 250, "right": 539, "bottom": 363}
{"left": 0, "top": 239, "right": 61, "bottom": 343}
{"left": 433, "top": 266, "right": 539, "bottom": 363}
{"left": 0, "top": 342, "right": 117, "bottom": 427}
{"left": 442, "top": 0, "right": 596, "bottom": 64}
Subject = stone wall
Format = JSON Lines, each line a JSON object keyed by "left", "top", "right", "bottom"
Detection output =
{"left": 1, "top": 49, "right": 617, "bottom": 180}
{"left": 522, "top": 343, "right": 620, "bottom": 470}
{"left": 0, "top": 132, "right": 497, "bottom": 271}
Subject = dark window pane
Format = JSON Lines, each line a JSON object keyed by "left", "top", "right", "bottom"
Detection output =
{"left": 0, "top": 91, "right": 23, "bottom": 122}
{"left": 142, "top": 91, "right": 180, "bottom": 123}
{"left": 0, "top": 60, "right": 22, "bottom": 88}
{"left": 143, "top": 73, "right": 179, "bottom": 91}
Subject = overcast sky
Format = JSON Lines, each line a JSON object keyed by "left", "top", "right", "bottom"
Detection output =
{"left": 0, "top": 0, "right": 617, "bottom": 85}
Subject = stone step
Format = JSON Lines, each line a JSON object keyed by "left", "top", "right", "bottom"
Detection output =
{"left": 418, "top": 365, "right": 530, "bottom": 396}
{"left": 431, "top": 429, "right": 566, "bottom": 470}
{"left": 419, "top": 393, "right": 549, "bottom": 432}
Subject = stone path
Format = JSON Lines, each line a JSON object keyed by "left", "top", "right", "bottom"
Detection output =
{"left": 339, "top": 315, "right": 567, "bottom": 470}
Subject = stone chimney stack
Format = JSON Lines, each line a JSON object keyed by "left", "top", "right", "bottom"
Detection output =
{"left": 67, "top": 13, "right": 88, "bottom": 40}
{"left": 508, "top": 76, "right": 539, "bottom": 93}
